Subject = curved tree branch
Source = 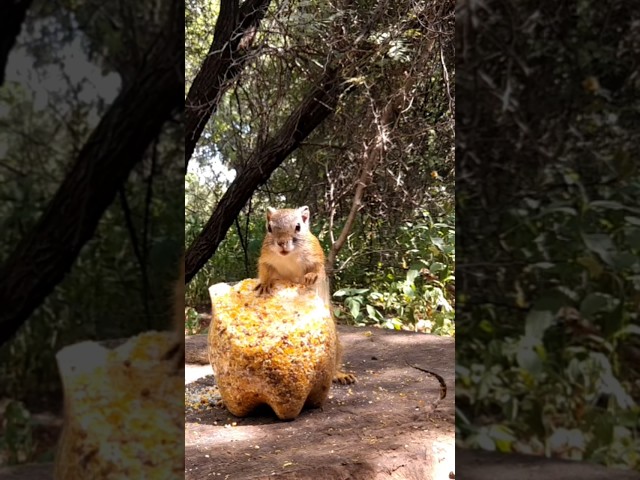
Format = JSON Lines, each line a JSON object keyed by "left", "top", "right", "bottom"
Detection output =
{"left": 0, "top": 3, "right": 183, "bottom": 347}
{"left": 326, "top": 44, "right": 434, "bottom": 275}
{"left": 185, "top": 0, "right": 271, "bottom": 170}
{"left": 185, "top": 66, "right": 354, "bottom": 282}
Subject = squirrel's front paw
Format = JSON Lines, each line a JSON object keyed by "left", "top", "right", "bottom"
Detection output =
{"left": 255, "top": 281, "right": 273, "bottom": 296}
{"left": 303, "top": 272, "right": 318, "bottom": 285}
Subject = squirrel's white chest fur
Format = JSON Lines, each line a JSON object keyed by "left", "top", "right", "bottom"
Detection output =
{"left": 268, "top": 250, "right": 306, "bottom": 282}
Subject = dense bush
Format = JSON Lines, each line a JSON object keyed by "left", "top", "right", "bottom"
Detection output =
{"left": 456, "top": 0, "right": 640, "bottom": 467}
{"left": 333, "top": 209, "right": 455, "bottom": 335}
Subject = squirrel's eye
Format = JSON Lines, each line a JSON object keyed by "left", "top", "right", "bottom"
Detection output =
{"left": 268, "top": 225, "right": 272, "bottom": 233}
{"left": 295, "top": 223, "right": 301, "bottom": 232}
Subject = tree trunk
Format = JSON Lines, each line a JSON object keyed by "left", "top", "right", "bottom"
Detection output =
{"left": 0, "top": 7, "right": 183, "bottom": 347}
{"left": 185, "top": 66, "right": 353, "bottom": 282}
{"left": 0, "top": 0, "right": 33, "bottom": 86}
{"left": 185, "top": 0, "right": 271, "bottom": 170}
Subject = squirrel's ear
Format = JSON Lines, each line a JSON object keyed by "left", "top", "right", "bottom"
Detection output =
{"left": 266, "top": 207, "right": 276, "bottom": 220}
{"left": 299, "top": 206, "right": 310, "bottom": 223}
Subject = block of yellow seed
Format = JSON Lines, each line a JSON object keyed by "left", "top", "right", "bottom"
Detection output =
{"left": 54, "top": 331, "right": 184, "bottom": 480}
{"left": 208, "top": 278, "right": 337, "bottom": 420}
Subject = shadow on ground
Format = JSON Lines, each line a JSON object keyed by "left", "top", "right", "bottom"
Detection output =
{"left": 185, "top": 325, "right": 455, "bottom": 480}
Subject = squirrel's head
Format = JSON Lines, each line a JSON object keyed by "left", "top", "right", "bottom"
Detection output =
{"left": 265, "top": 206, "right": 311, "bottom": 254}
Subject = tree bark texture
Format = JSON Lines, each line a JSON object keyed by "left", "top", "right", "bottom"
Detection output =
{"left": 185, "top": 0, "right": 271, "bottom": 170}
{"left": 0, "top": 5, "right": 184, "bottom": 347}
{"left": 185, "top": 66, "right": 353, "bottom": 282}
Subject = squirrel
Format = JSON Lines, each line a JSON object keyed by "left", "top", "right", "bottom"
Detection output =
{"left": 256, "top": 206, "right": 356, "bottom": 385}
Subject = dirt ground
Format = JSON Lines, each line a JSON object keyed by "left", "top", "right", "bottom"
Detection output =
{"left": 185, "top": 325, "right": 456, "bottom": 480}
{"left": 6, "top": 324, "right": 640, "bottom": 479}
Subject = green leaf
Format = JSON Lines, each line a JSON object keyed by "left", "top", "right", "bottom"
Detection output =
{"left": 589, "top": 200, "right": 626, "bottom": 210}
{"left": 616, "top": 324, "right": 640, "bottom": 336}
{"left": 455, "top": 406, "right": 471, "bottom": 425}
{"left": 541, "top": 206, "right": 578, "bottom": 216}
{"left": 455, "top": 365, "right": 470, "bottom": 377}
{"left": 406, "top": 269, "right": 420, "bottom": 283}
{"left": 352, "top": 288, "right": 370, "bottom": 295}
{"left": 369, "top": 291, "right": 384, "bottom": 302}
{"left": 430, "top": 262, "right": 446, "bottom": 273}
{"left": 345, "top": 298, "right": 362, "bottom": 319}
{"left": 365, "top": 304, "right": 379, "bottom": 321}
{"left": 404, "top": 288, "right": 416, "bottom": 299}
{"left": 430, "top": 237, "right": 445, "bottom": 251}
{"left": 582, "top": 233, "right": 616, "bottom": 266}
{"left": 479, "top": 320, "right": 493, "bottom": 333}
{"left": 530, "top": 290, "right": 575, "bottom": 312}
{"left": 530, "top": 262, "right": 555, "bottom": 269}
{"left": 580, "top": 292, "right": 618, "bottom": 317}
{"left": 611, "top": 252, "right": 640, "bottom": 270}
{"left": 488, "top": 425, "right": 516, "bottom": 442}
{"left": 626, "top": 228, "right": 640, "bottom": 249}
{"left": 524, "top": 309, "right": 555, "bottom": 340}
{"left": 476, "top": 432, "right": 496, "bottom": 451}
{"left": 516, "top": 336, "right": 544, "bottom": 374}
{"left": 577, "top": 255, "right": 604, "bottom": 278}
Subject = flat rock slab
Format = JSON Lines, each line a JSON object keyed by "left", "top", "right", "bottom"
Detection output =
{"left": 185, "top": 325, "right": 456, "bottom": 480}
{"left": 456, "top": 448, "right": 640, "bottom": 479}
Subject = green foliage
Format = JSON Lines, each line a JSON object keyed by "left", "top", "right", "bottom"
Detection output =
{"left": 333, "top": 210, "right": 455, "bottom": 335}
{"left": 457, "top": 0, "right": 640, "bottom": 467}
{"left": 185, "top": 0, "right": 218, "bottom": 89}
{"left": 457, "top": 162, "right": 640, "bottom": 464}
{"left": 184, "top": 0, "right": 455, "bottom": 340}
{"left": 185, "top": 173, "right": 266, "bottom": 307}
{"left": 0, "top": 400, "right": 34, "bottom": 465}
{"left": 493, "top": 197, "right": 637, "bottom": 458}
{"left": 457, "top": 326, "right": 640, "bottom": 467}
{"left": 0, "top": 5, "right": 183, "bottom": 409}
{"left": 184, "top": 307, "right": 200, "bottom": 336}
